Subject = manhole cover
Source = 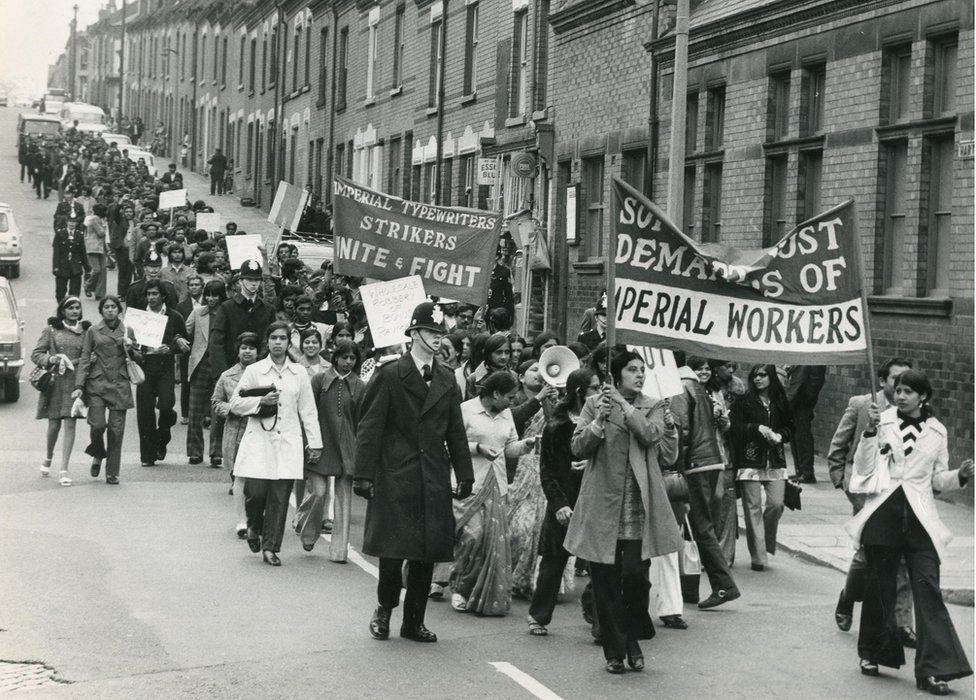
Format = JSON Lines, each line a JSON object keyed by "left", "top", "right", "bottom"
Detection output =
{"left": 0, "top": 661, "right": 69, "bottom": 693}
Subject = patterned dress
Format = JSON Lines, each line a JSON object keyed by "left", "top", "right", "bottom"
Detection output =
{"left": 507, "top": 409, "right": 550, "bottom": 599}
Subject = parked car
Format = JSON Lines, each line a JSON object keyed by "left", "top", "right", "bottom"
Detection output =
{"left": 17, "top": 112, "right": 62, "bottom": 140}
{"left": 101, "top": 132, "right": 132, "bottom": 147}
{"left": 0, "top": 203, "right": 21, "bottom": 279}
{"left": 59, "top": 103, "right": 107, "bottom": 134}
{"left": 0, "top": 276, "right": 24, "bottom": 402}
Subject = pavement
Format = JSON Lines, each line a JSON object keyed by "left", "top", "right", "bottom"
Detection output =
{"left": 0, "top": 106, "right": 973, "bottom": 698}
{"left": 771, "top": 456, "right": 975, "bottom": 606}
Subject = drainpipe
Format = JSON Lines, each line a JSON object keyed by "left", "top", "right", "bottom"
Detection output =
{"left": 666, "top": 0, "right": 690, "bottom": 226}
{"left": 273, "top": 2, "right": 285, "bottom": 186}
{"left": 326, "top": 3, "right": 339, "bottom": 192}
{"left": 433, "top": 0, "right": 448, "bottom": 204}
{"left": 645, "top": 0, "right": 659, "bottom": 199}
{"left": 190, "top": 20, "right": 198, "bottom": 171}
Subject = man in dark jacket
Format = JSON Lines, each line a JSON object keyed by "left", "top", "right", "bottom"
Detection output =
{"left": 134, "top": 280, "right": 188, "bottom": 466}
{"left": 208, "top": 260, "right": 275, "bottom": 376}
{"left": 125, "top": 252, "right": 179, "bottom": 310}
{"left": 18, "top": 135, "right": 30, "bottom": 183}
{"left": 353, "top": 302, "right": 474, "bottom": 644}
{"left": 53, "top": 189, "right": 86, "bottom": 233}
{"left": 207, "top": 148, "right": 228, "bottom": 195}
{"left": 785, "top": 365, "right": 826, "bottom": 483}
{"left": 29, "top": 147, "right": 50, "bottom": 199}
{"left": 52, "top": 215, "right": 91, "bottom": 302}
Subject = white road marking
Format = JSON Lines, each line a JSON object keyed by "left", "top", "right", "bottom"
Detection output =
{"left": 489, "top": 663, "right": 564, "bottom": 700}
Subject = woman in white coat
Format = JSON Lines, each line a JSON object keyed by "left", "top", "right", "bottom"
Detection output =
{"left": 847, "top": 370, "right": 972, "bottom": 695}
{"left": 230, "top": 321, "right": 322, "bottom": 566}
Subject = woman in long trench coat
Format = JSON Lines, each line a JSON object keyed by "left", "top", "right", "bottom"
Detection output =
{"left": 565, "top": 350, "right": 682, "bottom": 674}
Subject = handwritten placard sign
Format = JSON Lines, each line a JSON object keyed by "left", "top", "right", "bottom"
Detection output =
{"left": 195, "top": 212, "right": 221, "bottom": 233}
{"left": 158, "top": 189, "right": 187, "bottom": 210}
{"left": 627, "top": 346, "right": 685, "bottom": 401}
{"left": 124, "top": 307, "right": 168, "bottom": 349}
{"left": 360, "top": 276, "right": 428, "bottom": 349}
{"left": 225, "top": 234, "right": 264, "bottom": 271}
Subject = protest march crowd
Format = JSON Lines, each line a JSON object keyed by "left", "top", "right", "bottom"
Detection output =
{"left": 19, "top": 125, "right": 974, "bottom": 693}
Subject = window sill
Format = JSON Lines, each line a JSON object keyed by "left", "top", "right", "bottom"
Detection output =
{"left": 876, "top": 115, "right": 957, "bottom": 139}
{"left": 460, "top": 93, "right": 477, "bottom": 105}
{"left": 532, "top": 109, "right": 548, "bottom": 122}
{"left": 335, "top": 103, "right": 346, "bottom": 114}
{"left": 220, "top": 84, "right": 226, "bottom": 91}
{"left": 389, "top": 85, "right": 402, "bottom": 97}
{"left": 762, "top": 134, "right": 825, "bottom": 152}
{"left": 316, "top": 98, "right": 327, "bottom": 108}
{"left": 364, "top": 96, "right": 376, "bottom": 107}
{"left": 505, "top": 115, "right": 526, "bottom": 128}
{"left": 572, "top": 259, "right": 605, "bottom": 275}
{"left": 249, "top": 91, "right": 255, "bottom": 98}
{"left": 867, "top": 295, "right": 953, "bottom": 318}
{"left": 238, "top": 83, "right": 245, "bottom": 92}
{"left": 426, "top": 106, "right": 439, "bottom": 117}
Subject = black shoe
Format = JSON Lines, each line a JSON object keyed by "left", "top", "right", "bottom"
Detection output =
{"left": 322, "top": 519, "right": 333, "bottom": 533}
{"left": 917, "top": 676, "right": 950, "bottom": 695}
{"left": 188, "top": 456, "right": 203, "bottom": 465}
{"left": 626, "top": 641, "right": 644, "bottom": 671}
{"left": 90, "top": 461, "right": 101, "bottom": 477}
{"left": 141, "top": 460, "right": 155, "bottom": 467}
{"left": 236, "top": 527, "right": 247, "bottom": 539}
{"left": 605, "top": 659, "right": 625, "bottom": 674}
{"left": 210, "top": 457, "right": 222, "bottom": 468}
{"left": 106, "top": 476, "right": 119, "bottom": 485}
{"left": 303, "top": 542, "right": 315, "bottom": 552}
{"left": 400, "top": 624, "right": 437, "bottom": 643}
{"left": 899, "top": 626, "right": 917, "bottom": 648}
{"left": 370, "top": 606, "right": 391, "bottom": 640}
{"left": 859, "top": 659, "right": 879, "bottom": 677}
{"left": 156, "top": 446, "right": 167, "bottom": 461}
{"left": 698, "top": 587, "right": 741, "bottom": 609}
{"left": 246, "top": 531, "right": 261, "bottom": 553}
{"left": 660, "top": 615, "right": 688, "bottom": 630}
{"left": 263, "top": 550, "right": 281, "bottom": 566}
{"left": 796, "top": 474, "right": 817, "bottom": 484}
{"left": 835, "top": 590, "right": 853, "bottom": 632}
{"left": 751, "top": 563, "right": 765, "bottom": 572}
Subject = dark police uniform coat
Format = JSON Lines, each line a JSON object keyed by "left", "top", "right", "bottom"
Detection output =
{"left": 207, "top": 293, "right": 275, "bottom": 376}
{"left": 353, "top": 355, "right": 474, "bottom": 562}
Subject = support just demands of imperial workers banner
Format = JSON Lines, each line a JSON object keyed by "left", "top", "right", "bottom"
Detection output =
{"left": 331, "top": 176, "right": 500, "bottom": 306}
{"left": 611, "top": 177, "right": 868, "bottom": 365}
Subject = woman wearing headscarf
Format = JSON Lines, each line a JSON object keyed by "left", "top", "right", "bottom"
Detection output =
{"left": 181, "top": 279, "right": 227, "bottom": 466}
{"left": 72, "top": 295, "right": 139, "bottom": 485}
{"left": 229, "top": 321, "right": 322, "bottom": 566}
{"left": 32, "top": 296, "right": 89, "bottom": 486}
{"left": 848, "top": 370, "right": 972, "bottom": 694}
{"left": 731, "top": 363, "right": 794, "bottom": 572}
{"left": 565, "top": 349, "right": 682, "bottom": 674}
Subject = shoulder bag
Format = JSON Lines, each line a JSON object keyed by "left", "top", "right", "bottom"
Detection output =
{"left": 29, "top": 330, "right": 58, "bottom": 393}
{"left": 661, "top": 469, "right": 690, "bottom": 503}
{"left": 119, "top": 322, "right": 145, "bottom": 385}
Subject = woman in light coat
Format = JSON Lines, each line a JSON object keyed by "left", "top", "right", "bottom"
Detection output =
{"left": 229, "top": 321, "right": 322, "bottom": 566}
{"left": 565, "top": 349, "right": 682, "bottom": 674}
{"left": 847, "top": 370, "right": 972, "bottom": 694}
{"left": 181, "top": 280, "right": 226, "bottom": 466}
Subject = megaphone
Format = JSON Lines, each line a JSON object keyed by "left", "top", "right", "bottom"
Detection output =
{"left": 539, "top": 345, "right": 581, "bottom": 388}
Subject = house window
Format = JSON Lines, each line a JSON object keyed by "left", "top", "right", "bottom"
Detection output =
{"left": 706, "top": 86, "right": 725, "bottom": 150}
{"left": 366, "top": 19, "right": 378, "bottom": 99}
{"left": 236, "top": 118, "right": 243, "bottom": 166}
{"left": 261, "top": 36, "right": 267, "bottom": 92}
{"left": 318, "top": 29, "right": 328, "bottom": 101}
{"left": 337, "top": 27, "right": 348, "bottom": 110}
{"left": 422, "top": 163, "right": 437, "bottom": 203}
{"left": 932, "top": 38, "right": 958, "bottom": 116}
{"left": 582, "top": 155, "right": 605, "bottom": 258}
{"left": 307, "top": 139, "right": 314, "bottom": 188}
{"left": 411, "top": 164, "right": 422, "bottom": 201}
{"left": 682, "top": 165, "right": 696, "bottom": 238}
{"left": 335, "top": 142, "right": 344, "bottom": 182}
{"left": 239, "top": 36, "right": 245, "bottom": 85}
{"left": 802, "top": 65, "right": 825, "bottom": 135}
{"left": 200, "top": 35, "right": 207, "bottom": 81}
{"left": 182, "top": 34, "right": 188, "bottom": 79}
{"left": 440, "top": 158, "right": 453, "bottom": 205}
{"left": 314, "top": 138, "right": 324, "bottom": 195}
{"left": 880, "top": 141, "right": 908, "bottom": 294}
{"left": 703, "top": 162, "right": 722, "bottom": 243}
{"left": 924, "top": 135, "right": 954, "bottom": 296}
{"left": 460, "top": 154, "right": 475, "bottom": 206}
{"left": 392, "top": 5, "right": 405, "bottom": 89}
{"left": 249, "top": 38, "right": 257, "bottom": 91}
{"left": 221, "top": 36, "right": 228, "bottom": 86}
{"left": 428, "top": 19, "right": 443, "bottom": 108}
{"left": 293, "top": 26, "right": 301, "bottom": 92}
{"left": 621, "top": 148, "right": 646, "bottom": 193}
{"left": 463, "top": 2, "right": 479, "bottom": 95}
{"left": 770, "top": 71, "right": 791, "bottom": 141}
{"left": 883, "top": 45, "right": 911, "bottom": 124}
{"left": 281, "top": 32, "right": 289, "bottom": 91}
{"left": 266, "top": 120, "right": 275, "bottom": 179}
{"left": 346, "top": 139, "right": 354, "bottom": 178}
{"left": 246, "top": 122, "right": 253, "bottom": 171}
{"left": 304, "top": 22, "right": 311, "bottom": 86}
{"left": 403, "top": 132, "right": 413, "bottom": 197}
{"left": 289, "top": 129, "right": 298, "bottom": 184}
{"left": 686, "top": 92, "right": 699, "bottom": 154}
{"left": 533, "top": 0, "right": 550, "bottom": 111}
{"left": 269, "top": 27, "right": 277, "bottom": 86}
{"left": 509, "top": 10, "right": 529, "bottom": 117}
{"left": 387, "top": 137, "right": 402, "bottom": 196}
{"left": 799, "top": 150, "right": 823, "bottom": 221}
{"left": 764, "top": 154, "right": 788, "bottom": 246}
{"left": 212, "top": 33, "right": 219, "bottom": 81}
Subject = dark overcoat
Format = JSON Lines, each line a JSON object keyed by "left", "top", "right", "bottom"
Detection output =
{"left": 537, "top": 417, "right": 583, "bottom": 558}
{"left": 353, "top": 355, "right": 474, "bottom": 562}
{"left": 52, "top": 229, "right": 90, "bottom": 277}
{"left": 208, "top": 294, "right": 275, "bottom": 376}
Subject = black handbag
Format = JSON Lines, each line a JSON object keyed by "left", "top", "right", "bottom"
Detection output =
{"left": 239, "top": 385, "right": 279, "bottom": 426}
{"left": 661, "top": 470, "right": 690, "bottom": 503}
{"left": 784, "top": 479, "right": 802, "bottom": 511}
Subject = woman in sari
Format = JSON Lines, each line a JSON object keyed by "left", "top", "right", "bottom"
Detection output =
{"left": 450, "top": 371, "right": 536, "bottom": 616}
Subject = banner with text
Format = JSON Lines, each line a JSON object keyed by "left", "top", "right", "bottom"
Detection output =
{"left": 612, "top": 177, "right": 868, "bottom": 365}
{"left": 331, "top": 176, "right": 500, "bottom": 306}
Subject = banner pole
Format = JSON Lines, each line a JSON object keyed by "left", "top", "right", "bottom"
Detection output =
{"left": 605, "top": 196, "right": 617, "bottom": 387}
{"left": 850, "top": 201, "right": 879, "bottom": 405}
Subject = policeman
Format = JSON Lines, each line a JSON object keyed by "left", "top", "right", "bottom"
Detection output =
{"left": 52, "top": 214, "right": 90, "bottom": 302}
{"left": 125, "top": 250, "right": 179, "bottom": 310}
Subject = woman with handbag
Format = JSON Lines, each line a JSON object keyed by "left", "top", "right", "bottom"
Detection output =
{"left": 31, "top": 296, "right": 89, "bottom": 486}
{"left": 731, "top": 364, "right": 794, "bottom": 572}
{"left": 229, "top": 321, "right": 322, "bottom": 566}
{"left": 848, "top": 370, "right": 972, "bottom": 694}
{"left": 565, "top": 349, "right": 683, "bottom": 674}
{"left": 72, "top": 295, "right": 140, "bottom": 485}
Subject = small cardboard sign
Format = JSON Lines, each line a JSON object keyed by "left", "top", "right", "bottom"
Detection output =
{"left": 627, "top": 346, "right": 685, "bottom": 401}
{"left": 360, "top": 276, "right": 428, "bottom": 349}
{"left": 158, "top": 189, "right": 187, "bottom": 210}
{"left": 195, "top": 212, "right": 221, "bottom": 233}
{"left": 124, "top": 308, "right": 168, "bottom": 349}
{"left": 225, "top": 234, "right": 264, "bottom": 271}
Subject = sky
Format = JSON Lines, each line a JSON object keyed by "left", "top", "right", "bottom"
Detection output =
{"left": 0, "top": 0, "right": 107, "bottom": 97}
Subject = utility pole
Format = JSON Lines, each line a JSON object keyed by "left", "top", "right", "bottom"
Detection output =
{"left": 118, "top": 0, "right": 126, "bottom": 121}
{"left": 69, "top": 4, "right": 79, "bottom": 98}
{"left": 666, "top": 0, "right": 689, "bottom": 228}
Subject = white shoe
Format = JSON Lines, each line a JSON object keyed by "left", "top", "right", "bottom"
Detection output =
{"left": 451, "top": 593, "right": 467, "bottom": 612}
{"left": 429, "top": 583, "right": 444, "bottom": 599}
{"left": 41, "top": 459, "right": 51, "bottom": 477}
{"left": 58, "top": 471, "right": 72, "bottom": 487}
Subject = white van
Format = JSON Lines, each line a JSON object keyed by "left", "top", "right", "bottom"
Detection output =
{"left": 60, "top": 103, "right": 107, "bottom": 134}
